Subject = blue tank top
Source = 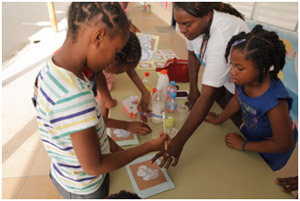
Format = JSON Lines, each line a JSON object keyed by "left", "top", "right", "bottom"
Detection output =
{"left": 236, "top": 77, "right": 297, "bottom": 171}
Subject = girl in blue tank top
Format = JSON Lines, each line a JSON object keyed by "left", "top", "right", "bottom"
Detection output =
{"left": 206, "top": 25, "right": 298, "bottom": 171}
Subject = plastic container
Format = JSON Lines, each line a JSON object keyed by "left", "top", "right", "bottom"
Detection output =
{"left": 151, "top": 86, "right": 165, "bottom": 124}
{"left": 167, "top": 81, "right": 177, "bottom": 100}
{"left": 166, "top": 92, "right": 177, "bottom": 113}
{"left": 142, "top": 72, "right": 152, "bottom": 94}
{"left": 176, "top": 103, "right": 189, "bottom": 121}
{"left": 157, "top": 69, "right": 169, "bottom": 102}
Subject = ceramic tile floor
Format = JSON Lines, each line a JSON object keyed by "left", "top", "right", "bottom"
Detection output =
{"left": 2, "top": 2, "right": 298, "bottom": 199}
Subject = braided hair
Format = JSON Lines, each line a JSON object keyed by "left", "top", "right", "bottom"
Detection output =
{"left": 173, "top": 2, "right": 244, "bottom": 20}
{"left": 225, "top": 25, "right": 286, "bottom": 82}
{"left": 115, "top": 32, "right": 141, "bottom": 66}
{"left": 67, "top": 2, "right": 129, "bottom": 41}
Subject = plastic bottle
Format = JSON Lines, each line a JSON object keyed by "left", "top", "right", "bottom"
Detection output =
{"left": 166, "top": 92, "right": 177, "bottom": 113}
{"left": 157, "top": 69, "right": 169, "bottom": 102}
{"left": 142, "top": 72, "right": 152, "bottom": 94}
{"left": 167, "top": 81, "right": 177, "bottom": 100}
{"left": 151, "top": 86, "right": 165, "bottom": 124}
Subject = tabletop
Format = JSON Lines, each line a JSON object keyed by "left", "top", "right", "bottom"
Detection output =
{"left": 108, "top": 69, "right": 294, "bottom": 199}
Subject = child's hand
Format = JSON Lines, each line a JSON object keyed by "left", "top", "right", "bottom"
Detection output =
{"left": 137, "top": 93, "right": 151, "bottom": 113}
{"left": 105, "top": 98, "right": 117, "bottom": 109}
{"left": 205, "top": 112, "right": 222, "bottom": 124}
{"left": 149, "top": 132, "right": 171, "bottom": 152}
{"left": 225, "top": 133, "right": 244, "bottom": 150}
{"left": 126, "top": 122, "right": 152, "bottom": 135}
{"left": 108, "top": 136, "right": 124, "bottom": 153}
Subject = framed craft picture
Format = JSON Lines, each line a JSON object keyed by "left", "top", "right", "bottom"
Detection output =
{"left": 136, "top": 33, "right": 160, "bottom": 70}
{"left": 126, "top": 154, "right": 175, "bottom": 198}
{"left": 107, "top": 128, "right": 139, "bottom": 146}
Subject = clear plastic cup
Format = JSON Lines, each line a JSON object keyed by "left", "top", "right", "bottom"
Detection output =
{"left": 176, "top": 103, "right": 189, "bottom": 121}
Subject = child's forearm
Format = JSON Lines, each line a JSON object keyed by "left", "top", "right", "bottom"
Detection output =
{"left": 217, "top": 93, "right": 241, "bottom": 123}
{"left": 103, "top": 116, "right": 128, "bottom": 130}
{"left": 244, "top": 139, "right": 294, "bottom": 153}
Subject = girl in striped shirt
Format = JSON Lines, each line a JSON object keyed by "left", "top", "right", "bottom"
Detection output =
{"left": 34, "top": 2, "right": 168, "bottom": 199}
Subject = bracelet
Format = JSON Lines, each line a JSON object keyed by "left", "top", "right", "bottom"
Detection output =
{"left": 241, "top": 139, "right": 248, "bottom": 152}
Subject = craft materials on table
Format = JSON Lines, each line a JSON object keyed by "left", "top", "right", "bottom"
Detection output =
{"left": 126, "top": 154, "right": 175, "bottom": 198}
{"left": 122, "top": 96, "right": 139, "bottom": 118}
{"left": 137, "top": 33, "right": 160, "bottom": 70}
{"left": 107, "top": 128, "right": 139, "bottom": 146}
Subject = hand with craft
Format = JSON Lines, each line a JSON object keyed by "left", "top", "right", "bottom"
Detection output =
{"left": 151, "top": 134, "right": 183, "bottom": 169}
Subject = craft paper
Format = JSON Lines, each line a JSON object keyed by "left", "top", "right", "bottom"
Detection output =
{"left": 137, "top": 33, "right": 160, "bottom": 70}
{"left": 107, "top": 128, "right": 139, "bottom": 146}
{"left": 126, "top": 154, "right": 175, "bottom": 198}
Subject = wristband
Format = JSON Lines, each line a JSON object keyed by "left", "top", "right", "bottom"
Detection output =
{"left": 241, "top": 139, "right": 248, "bottom": 152}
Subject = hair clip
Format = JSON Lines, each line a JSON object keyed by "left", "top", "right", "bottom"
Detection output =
{"left": 233, "top": 38, "right": 246, "bottom": 46}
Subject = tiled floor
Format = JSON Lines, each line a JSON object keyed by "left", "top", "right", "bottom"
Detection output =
{"left": 2, "top": 2, "right": 298, "bottom": 199}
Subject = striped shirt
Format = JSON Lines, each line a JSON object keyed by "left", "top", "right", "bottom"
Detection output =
{"left": 34, "top": 58, "right": 110, "bottom": 195}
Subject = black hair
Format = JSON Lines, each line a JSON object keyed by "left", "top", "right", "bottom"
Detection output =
{"left": 225, "top": 24, "right": 286, "bottom": 82}
{"left": 173, "top": 2, "right": 244, "bottom": 20}
{"left": 114, "top": 32, "right": 141, "bottom": 65}
{"left": 107, "top": 190, "right": 141, "bottom": 199}
{"left": 67, "top": 2, "right": 129, "bottom": 41}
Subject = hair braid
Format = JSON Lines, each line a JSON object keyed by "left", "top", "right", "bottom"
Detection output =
{"left": 115, "top": 32, "right": 141, "bottom": 65}
{"left": 173, "top": 2, "right": 244, "bottom": 20}
{"left": 225, "top": 24, "right": 286, "bottom": 82}
{"left": 67, "top": 2, "right": 129, "bottom": 41}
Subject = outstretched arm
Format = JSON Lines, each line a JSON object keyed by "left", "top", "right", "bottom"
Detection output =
{"left": 206, "top": 89, "right": 240, "bottom": 124}
{"left": 127, "top": 69, "right": 151, "bottom": 113}
{"left": 152, "top": 84, "right": 217, "bottom": 168}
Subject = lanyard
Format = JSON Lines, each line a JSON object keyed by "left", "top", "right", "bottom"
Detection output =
{"left": 198, "top": 14, "right": 212, "bottom": 64}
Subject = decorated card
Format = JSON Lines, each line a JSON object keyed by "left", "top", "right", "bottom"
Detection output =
{"left": 154, "top": 49, "right": 178, "bottom": 69}
{"left": 136, "top": 33, "right": 160, "bottom": 70}
{"left": 107, "top": 128, "right": 139, "bottom": 146}
{"left": 126, "top": 154, "right": 175, "bottom": 198}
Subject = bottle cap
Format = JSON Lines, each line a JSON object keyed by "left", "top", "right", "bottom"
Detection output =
{"left": 152, "top": 87, "right": 157, "bottom": 94}
{"left": 161, "top": 69, "right": 168, "bottom": 74}
{"left": 170, "top": 81, "right": 176, "bottom": 86}
{"left": 145, "top": 72, "right": 149, "bottom": 77}
{"left": 170, "top": 92, "right": 176, "bottom": 99}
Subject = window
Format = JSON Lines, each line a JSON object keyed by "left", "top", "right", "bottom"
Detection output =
{"left": 229, "top": 2, "right": 298, "bottom": 31}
